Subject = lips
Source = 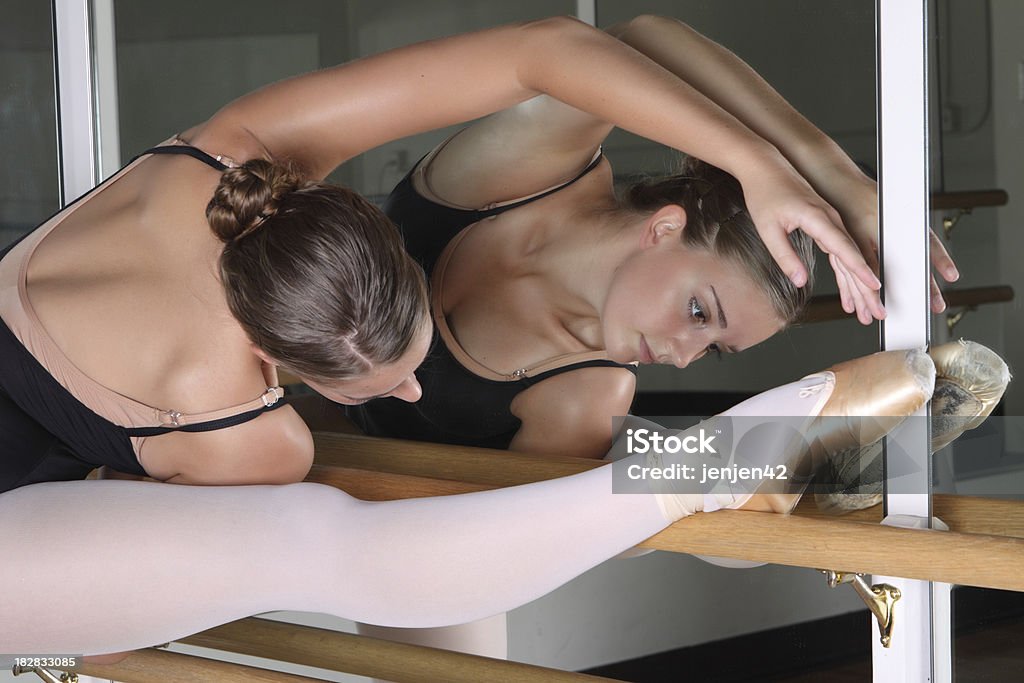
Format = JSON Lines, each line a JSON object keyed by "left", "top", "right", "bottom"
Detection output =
{"left": 639, "top": 336, "right": 655, "bottom": 364}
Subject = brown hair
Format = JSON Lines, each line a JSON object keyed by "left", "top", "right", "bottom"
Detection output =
{"left": 207, "top": 159, "right": 429, "bottom": 383}
{"left": 620, "top": 156, "right": 815, "bottom": 324}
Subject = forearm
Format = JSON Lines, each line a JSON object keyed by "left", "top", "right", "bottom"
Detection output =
{"left": 510, "top": 17, "right": 783, "bottom": 181}
{"left": 609, "top": 15, "right": 872, "bottom": 203}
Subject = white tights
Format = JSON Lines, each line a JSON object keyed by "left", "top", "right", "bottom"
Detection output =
{"left": 0, "top": 374, "right": 832, "bottom": 657}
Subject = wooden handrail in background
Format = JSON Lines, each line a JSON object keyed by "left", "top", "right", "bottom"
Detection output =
{"left": 800, "top": 285, "right": 1014, "bottom": 324}
{"left": 931, "top": 189, "right": 1008, "bottom": 211}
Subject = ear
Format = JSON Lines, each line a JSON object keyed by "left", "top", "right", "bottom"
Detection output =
{"left": 250, "top": 342, "right": 278, "bottom": 366}
{"left": 642, "top": 204, "right": 688, "bottom": 248}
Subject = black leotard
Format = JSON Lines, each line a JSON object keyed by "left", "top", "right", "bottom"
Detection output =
{"left": 0, "top": 145, "right": 285, "bottom": 492}
{"left": 346, "top": 155, "right": 636, "bottom": 449}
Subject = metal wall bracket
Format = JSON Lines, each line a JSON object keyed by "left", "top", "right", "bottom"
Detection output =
{"left": 941, "top": 207, "right": 973, "bottom": 239}
{"left": 945, "top": 305, "right": 977, "bottom": 334}
{"left": 821, "top": 569, "right": 902, "bottom": 647}
{"left": 10, "top": 665, "right": 78, "bottom": 682}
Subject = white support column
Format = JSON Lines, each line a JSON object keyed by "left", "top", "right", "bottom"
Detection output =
{"left": 52, "top": 0, "right": 98, "bottom": 204}
{"left": 874, "top": 1, "right": 950, "bottom": 681}
{"left": 575, "top": 0, "right": 596, "bottom": 26}
{"left": 91, "top": 0, "right": 121, "bottom": 178}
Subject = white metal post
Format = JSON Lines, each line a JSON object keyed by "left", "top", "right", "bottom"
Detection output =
{"left": 575, "top": 0, "right": 596, "bottom": 26}
{"left": 874, "top": 1, "right": 951, "bottom": 681}
{"left": 52, "top": 0, "right": 98, "bottom": 204}
{"left": 91, "top": 0, "right": 121, "bottom": 178}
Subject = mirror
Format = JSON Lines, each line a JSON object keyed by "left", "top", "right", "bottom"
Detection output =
{"left": 0, "top": 0, "right": 60, "bottom": 249}
{"left": 928, "top": 1, "right": 1024, "bottom": 678}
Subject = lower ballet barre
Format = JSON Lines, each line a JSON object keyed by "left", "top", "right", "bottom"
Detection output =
{"left": 70, "top": 430, "right": 1024, "bottom": 683}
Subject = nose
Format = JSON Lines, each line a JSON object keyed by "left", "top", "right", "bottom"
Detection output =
{"left": 667, "top": 337, "right": 706, "bottom": 369}
{"left": 388, "top": 374, "right": 423, "bottom": 403}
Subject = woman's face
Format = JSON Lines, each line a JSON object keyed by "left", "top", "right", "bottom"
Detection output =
{"left": 305, "top": 323, "right": 433, "bottom": 405}
{"left": 602, "top": 234, "right": 784, "bottom": 368}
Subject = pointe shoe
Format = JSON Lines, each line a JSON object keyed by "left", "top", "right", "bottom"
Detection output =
{"left": 815, "top": 340, "right": 1010, "bottom": 514}
{"left": 929, "top": 340, "right": 1010, "bottom": 450}
{"left": 742, "top": 348, "right": 935, "bottom": 514}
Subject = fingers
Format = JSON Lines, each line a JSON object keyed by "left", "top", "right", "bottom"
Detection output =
{"left": 801, "top": 210, "right": 885, "bottom": 323}
{"left": 760, "top": 227, "right": 809, "bottom": 288}
{"left": 930, "top": 274, "right": 946, "bottom": 313}
{"left": 929, "top": 229, "right": 960, "bottom": 283}
{"left": 830, "top": 254, "right": 854, "bottom": 314}
{"left": 831, "top": 254, "right": 876, "bottom": 324}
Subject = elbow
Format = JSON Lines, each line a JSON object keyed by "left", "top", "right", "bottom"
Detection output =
{"left": 609, "top": 14, "right": 687, "bottom": 40}
{"left": 519, "top": 14, "right": 599, "bottom": 50}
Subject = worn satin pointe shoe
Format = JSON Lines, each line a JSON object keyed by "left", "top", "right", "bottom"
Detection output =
{"left": 815, "top": 340, "right": 1010, "bottom": 514}
{"left": 743, "top": 348, "right": 936, "bottom": 515}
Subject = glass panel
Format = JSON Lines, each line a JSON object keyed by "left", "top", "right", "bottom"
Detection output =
{"left": 587, "top": 1, "right": 878, "bottom": 678}
{"left": 930, "top": 0, "right": 1024, "bottom": 679}
{"left": 597, "top": 0, "right": 879, "bottom": 394}
{"left": 0, "top": 1, "right": 60, "bottom": 248}
{"left": 111, "top": 0, "right": 572, "bottom": 196}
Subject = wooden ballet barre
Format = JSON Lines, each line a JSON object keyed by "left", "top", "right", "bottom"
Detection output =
{"left": 790, "top": 493, "right": 1024, "bottom": 540}
{"left": 800, "top": 285, "right": 1014, "bottom": 324}
{"left": 931, "top": 189, "right": 1008, "bottom": 211}
{"left": 175, "top": 618, "right": 620, "bottom": 683}
{"left": 73, "top": 646, "right": 324, "bottom": 682}
{"left": 308, "top": 432, "right": 1024, "bottom": 592}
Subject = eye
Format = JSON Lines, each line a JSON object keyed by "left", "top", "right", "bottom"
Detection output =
{"left": 688, "top": 296, "right": 708, "bottom": 325}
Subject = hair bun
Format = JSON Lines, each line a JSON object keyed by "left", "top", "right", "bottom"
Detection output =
{"left": 207, "top": 159, "right": 308, "bottom": 243}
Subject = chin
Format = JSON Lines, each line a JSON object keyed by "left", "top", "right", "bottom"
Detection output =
{"left": 606, "top": 345, "right": 632, "bottom": 365}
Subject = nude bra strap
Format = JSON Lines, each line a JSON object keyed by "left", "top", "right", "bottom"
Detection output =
{"left": 124, "top": 388, "right": 287, "bottom": 437}
{"left": 518, "top": 359, "right": 637, "bottom": 386}
{"left": 471, "top": 150, "right": 605, "bottom": 219}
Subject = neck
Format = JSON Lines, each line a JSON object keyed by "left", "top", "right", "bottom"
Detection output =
{"left": 522, "top": 202, "right": 639, "bottom": 350}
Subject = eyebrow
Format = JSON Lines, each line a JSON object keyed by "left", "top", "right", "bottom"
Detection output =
{"left": 710, "top": 286, "right": 739, "bottom": 354}
{"left": 341, "top": 394, "right": 382, "bottom": 403}
{"left": 340, "top": 381, "right": 404, "bottom": 403}
{"left": 710, "top": 285, "right": 728, "bottom": 329}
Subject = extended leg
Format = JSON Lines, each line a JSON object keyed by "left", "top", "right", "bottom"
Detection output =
{"left": 0, "top": 350, "right": 933, "bottom": 657}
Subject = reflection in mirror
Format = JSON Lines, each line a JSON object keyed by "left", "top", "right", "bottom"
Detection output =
{"left": 929, "top": 1, "right": 1024, "bottom": 679}
{"left": 598, "top": 0, "right": 880, "bottom": 393}
{"left": 586, "top": 2, "right": 882, "bottom": 680}
{"left": 929, "top": 0, "right": 1022, "bottom": 507}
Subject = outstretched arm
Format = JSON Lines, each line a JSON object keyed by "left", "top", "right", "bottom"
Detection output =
{"left": 429, "top": 15, "right": 957, "bottom": 323}
{"left": 186, "top": 17, "right": 868, "bottom": 301}
{"left": 191, "top": 16, "right": 773, "bottom": 180}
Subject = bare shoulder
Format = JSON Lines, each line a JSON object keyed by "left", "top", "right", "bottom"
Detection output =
{"left": 419, "top": 96, "right": 615, "bottom": 210}
{"left": 510, "top": 365, "right": 636, "bottom": 459}
{"left": 142, "top": 405, "right": 314, "bottom": 485}
{"left": 183, "top": 121, "right": 272, "bottom": 168}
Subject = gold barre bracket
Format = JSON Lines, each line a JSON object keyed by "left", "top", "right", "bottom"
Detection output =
{"left": 10, "top": 665, "right": 77, "bottom": 683}
{"left": 941, "top": 207, "right": 973, "bottom": 239}
{"left": 946, "top": 306, "right": 976, "bottom": 334}
{"left": 821, "top": 569, "right": 901, "bottom": 647}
